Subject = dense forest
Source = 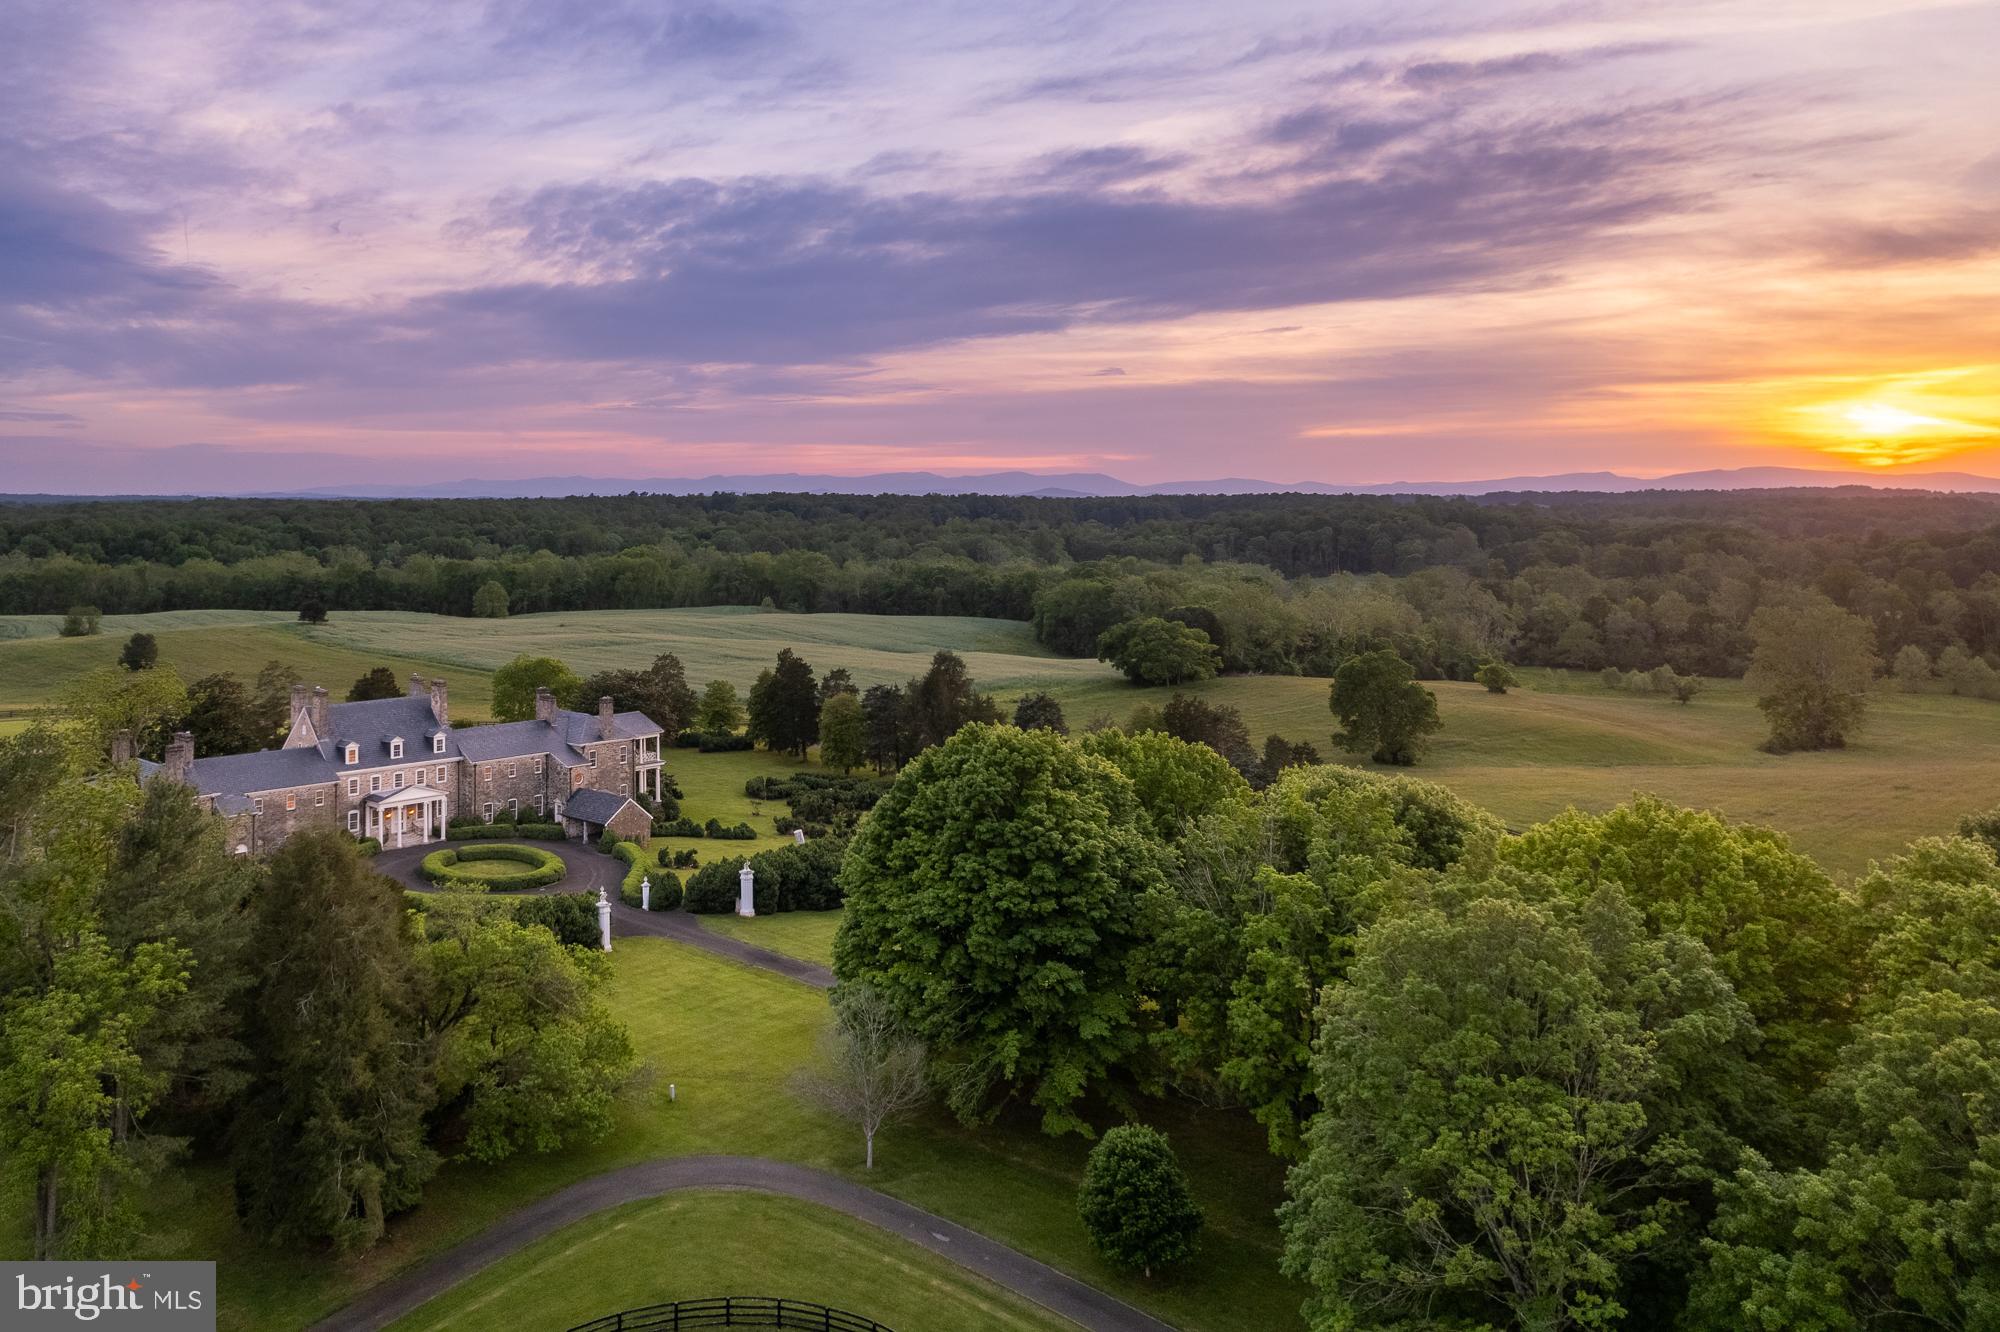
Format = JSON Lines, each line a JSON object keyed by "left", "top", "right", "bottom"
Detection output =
{"left": 7, "top": 489, "right": 2000, "bottom": 681}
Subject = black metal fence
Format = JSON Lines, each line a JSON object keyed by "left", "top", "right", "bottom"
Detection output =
{"left": 566, "top": 1296, "right": 895, "bottom": 1332}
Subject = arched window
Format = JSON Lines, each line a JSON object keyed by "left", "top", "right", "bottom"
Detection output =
{"left": 344, "top": 743, "right": 358, "bottom": 765}
{"left": 390, "top": 738, "right": 404, "bottom": 759}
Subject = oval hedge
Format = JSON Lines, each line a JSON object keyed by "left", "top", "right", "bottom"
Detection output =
{"left": 421, "top": 843, "right": 567, "bottom": 890}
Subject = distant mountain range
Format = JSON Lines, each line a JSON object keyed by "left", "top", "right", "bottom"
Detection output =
{"left": 252, "top": 465, "right": 2000, "bottom": 500}
{"left": 8, "top": 465, "right": 2000, "bottom": 503}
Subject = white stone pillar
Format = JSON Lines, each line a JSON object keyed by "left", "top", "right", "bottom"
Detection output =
{"left": 792, "top": 827, "right": 807, "bottom": 845}
{"left": 597, "top": 886, "right": 612, "bottom": 952}
{"left": 737, "top": 863, "right": 756, "bottom": 917}
{"left": 640, "top": 875, "right": 651, "bottom": 911}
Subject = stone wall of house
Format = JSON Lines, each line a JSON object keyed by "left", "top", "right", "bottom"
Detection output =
{"left": 572, "top": 738, "right": 641, "bottom": 799}
{"left": 605, "top": 801, "right": 652, "bottom": 843}
{"left": 458, "top": 755, "right": 560, "bottom": 823}
{"left": 332, "top": 758, "right": 458, "bottom": 837}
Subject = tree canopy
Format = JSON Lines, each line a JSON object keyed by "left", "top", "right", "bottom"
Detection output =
{"left": 1328, "top": 649, "right": 1441, "bottom": 765}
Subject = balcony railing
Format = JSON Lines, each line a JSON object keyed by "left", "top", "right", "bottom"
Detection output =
{"left": 566, "top": 1297, "right": 894, "bottom": 1331}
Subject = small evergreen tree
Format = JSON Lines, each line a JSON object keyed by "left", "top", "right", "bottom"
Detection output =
{"left": 119, "top": 633, "right": 158, "bottom": 672}
{"left": 347, "top": 665, "right": 402, "bottom": 702}
{"left": 1077, "top": 1125, "right": 1204, "bottom": 1277}
{"left": 1012, "top": 691, "right": 1068, "bottom": 734}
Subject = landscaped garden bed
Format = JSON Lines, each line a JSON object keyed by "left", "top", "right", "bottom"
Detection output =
{"left": 421, "top": 843, "right": 567, "bottom": 890}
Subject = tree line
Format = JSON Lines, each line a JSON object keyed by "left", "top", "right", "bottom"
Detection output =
{"left": 831, "top": 720, "right": 2000, "bottom": 1329}
{"left": 7, "top": 490, "right": 2000, "bottom": 686}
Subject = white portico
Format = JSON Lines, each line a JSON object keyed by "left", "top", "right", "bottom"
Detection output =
{"left": 364, "top": 788, "right": 449, "bottom": 847}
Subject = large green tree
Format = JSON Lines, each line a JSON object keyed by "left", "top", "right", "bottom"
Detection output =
{"left": 747, "top": 649, "right": 820, "bottom": 757}
{"left": 490, "top": 654, "right": 582, "bottom": 722}
{"left": 1281, "top": 879, "right": 1755, "bottom": 1332}
{"left": 1077, "top": 1124, "right": 1204, "bottom": 1277}
{"left": 817, "top": 691, "right": 866, "bottom": 773}
{"left": 834, "top": 724, "right": 1161, "bottom": 1134}
{"left": 1097, "top": 616, "right": 1223, "bottom": 686}
{"left": 1328, "top": 650, "right": 1441, "bottom": 765}
{"left": 231, "top": 832, "right": 437, "bottom": 1252}
{"left": 903, "top": 650, "right": 1001, "bottom": 753}
{"left": 346, "top": 665, "right": 402, "bottom": 701}
{"left": 1746, "top": 598, "right": 1876, "bottom": 752}
{"left": 415, "top": 901, "right": 635, "bottom": 1164}
{"left": 695, "top": 678, "right": 744, "bottom": 734}
{"left": 1503, "top": 796, "right": 1859, "bottom": 1108}
{"left": 574, "top": 653, "right": 698, "bottom": 735}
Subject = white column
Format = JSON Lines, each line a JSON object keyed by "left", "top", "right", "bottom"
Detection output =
{"left": 792, "top": 827, "right": 807, "bottom": 845}
{"left": 597, "top": 886, "right": 612, "bottom": 952}
{"left": 640, "top": 875, "right": 651, "bottom": 911}
{"left": 737, "top": 864, "right": 756, "bottom": 917}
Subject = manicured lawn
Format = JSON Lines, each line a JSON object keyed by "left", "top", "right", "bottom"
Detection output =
{"left": 386, "top": 1191, "right": 1077, "bottom": 1332}
{"left": 698, "top": 909, "right": 844, "bottom": 967}
{"left": 159, "top": 939, "right": 1300, "bottom": 1332}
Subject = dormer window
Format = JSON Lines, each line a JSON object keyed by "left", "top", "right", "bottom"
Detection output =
{"left": 432, "top": 734, "right": 446, "bottom": 754}
{"left": 344, "top": 743, "right": 358, "bottom": 765}
{"left": 390, "top": 738, "right": 404, "bottom": 760}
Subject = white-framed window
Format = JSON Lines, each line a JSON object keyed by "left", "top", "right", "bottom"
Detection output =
{"left": 533, "top": 794, "right": 544, "bottom": 814}
{"left": 394, "top": 771, "right": 405, "bottom": 789}
{"left": 435, "top": 764, "right": 446, "bottom": 783}
{"left": 509, "top": 798, "right": 518, "bottom": 816}
{"left": 482, "top": 765, "right": 493, "bottom": 782}
{"left": 507, "top": 762, "right": 517, "bottom": 778}
{"left": 589, "top": 749, "right": 599, "bottom": 768}
{"left": 370, "top": 774, "right": 381, "bottom": 793}
{"left": 253, "top": 797, "right": 265, "bottom": 814}
{"left": 347, "top": 810, "right": 360, "bottom": 832}
{"left": 433, "top": 734, "right": 446, "bottom": 754}
{"left": 390, "top": 738, "right": 403, "bottom": 759}
{"left": 315, "top": 791, "right": 325, "bottom": 807}
{"left": 482, "top": 802, "right": 494, "bottom": 820}
{"left": 533, "top": 756, "right": 544, "bottom": 775}
{"left": 619, "top": 746, "right": 628, "bottom": 766}
{"left": 415, "top": 769, "right": 426, "bottom": 787}
{"left": 285, "top": 793, "right": 297, "bottom": 811}
{"left": 347, "top": 777, "right": 359, "bottom": 796}
{"left": 344, "top": 743, "right": 358, "bottom": 764}
{"left": 620, "top": 781, "right": 629, "bottom": 795}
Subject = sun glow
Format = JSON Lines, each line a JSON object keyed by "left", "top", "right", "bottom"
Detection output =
{"left": 1780, "top": 373, "right": 2000, "bottom": 468}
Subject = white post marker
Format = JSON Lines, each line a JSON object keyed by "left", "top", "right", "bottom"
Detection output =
{"left": 640, "top": 874, "right": 651, "bottom": 911}
{"left": 597, "top": 885, "right": 612, "bottom": 952}
{"left": 792, "top": 827, "right": 807, "bottom": 845}
{"left": 737, "top": 863, "right": 756, "bottom": 917}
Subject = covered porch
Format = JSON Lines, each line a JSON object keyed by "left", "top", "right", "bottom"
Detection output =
{"left": 365, "top": 788, "right": 449, "bottom": 848}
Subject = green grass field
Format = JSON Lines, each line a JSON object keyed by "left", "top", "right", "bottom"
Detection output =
{"left": 126, "top": 938, "right": 1298, "bottom": 1332}
{"left": 386, "top": 1191, "right": 1076, "bottom": 1332}
{"left": 4, "top": 607, "right": 1994, "bottom": 873}
{"left": 699, "top": 909, "right": 844, "bottom": 967}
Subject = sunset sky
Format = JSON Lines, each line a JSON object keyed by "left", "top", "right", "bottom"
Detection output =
{"left": 3, "top": 0, "right": 1998, "bottom": 492}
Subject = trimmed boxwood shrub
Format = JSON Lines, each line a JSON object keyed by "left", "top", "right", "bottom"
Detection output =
{"left": 421, "top": 843, "right": 566, "bottom": 890}
{"left": 655, "top": 816, "right": 703, "bottom": 838}
{"left": 657, "top": 847, "right": 699, "bottom": 869}
{"left": 513, "top": 894, "right": 598, "bottom": 948}
{"left": 681, "top": 836, "right": 846, "bottom": 914}
{"left": 355, "top": 836, "right": 381, "bottom": 857}
{"left": 610, "top": 840, "right": 682, "bottom": 910}
{"left": 704, "top": 818, "right": 757, "bottom": 840}
{"left": 450, "top": 821, "right": 566, "bottom": 841}
{"left": 676, "top": 729, "right": 754, "bottom": 752}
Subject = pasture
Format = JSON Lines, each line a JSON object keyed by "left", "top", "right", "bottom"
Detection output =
{"left": 2, "top": 608, "right": 1994, "bottom": 873}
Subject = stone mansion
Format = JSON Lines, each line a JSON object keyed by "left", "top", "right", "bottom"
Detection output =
{"left": 136, "top": 675, "right": 664, "bottom": 855}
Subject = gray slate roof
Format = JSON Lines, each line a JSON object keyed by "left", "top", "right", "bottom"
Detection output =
{"left": 563, "top": 788, "right": 645, "bottom": 825}
{"left": 146, "top": 695, "right": 662, "bottom": 802}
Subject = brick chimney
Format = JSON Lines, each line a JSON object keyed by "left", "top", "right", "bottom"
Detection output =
{"left": 164, "top": 731, "right": 195, "bottom": 785}
{"left": 598, "top": 695, "right": 615, "bottom": 739}
{"left": 312, "top": 686, "right": 329, "bottom": 734}
{"left": 429, "top": 677, "right": 449, "bottom": 726}
{"left": 535, "top": 686, "right": 557, "bottom": 725}
{"left": 409, "top": 673, "right": 428, "bottom": 698}
{"left": 109, "top": 729, "right": 136, "bottom": 766}
{"left": 289, "top": 682, "right": 310, "bottom": 732}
